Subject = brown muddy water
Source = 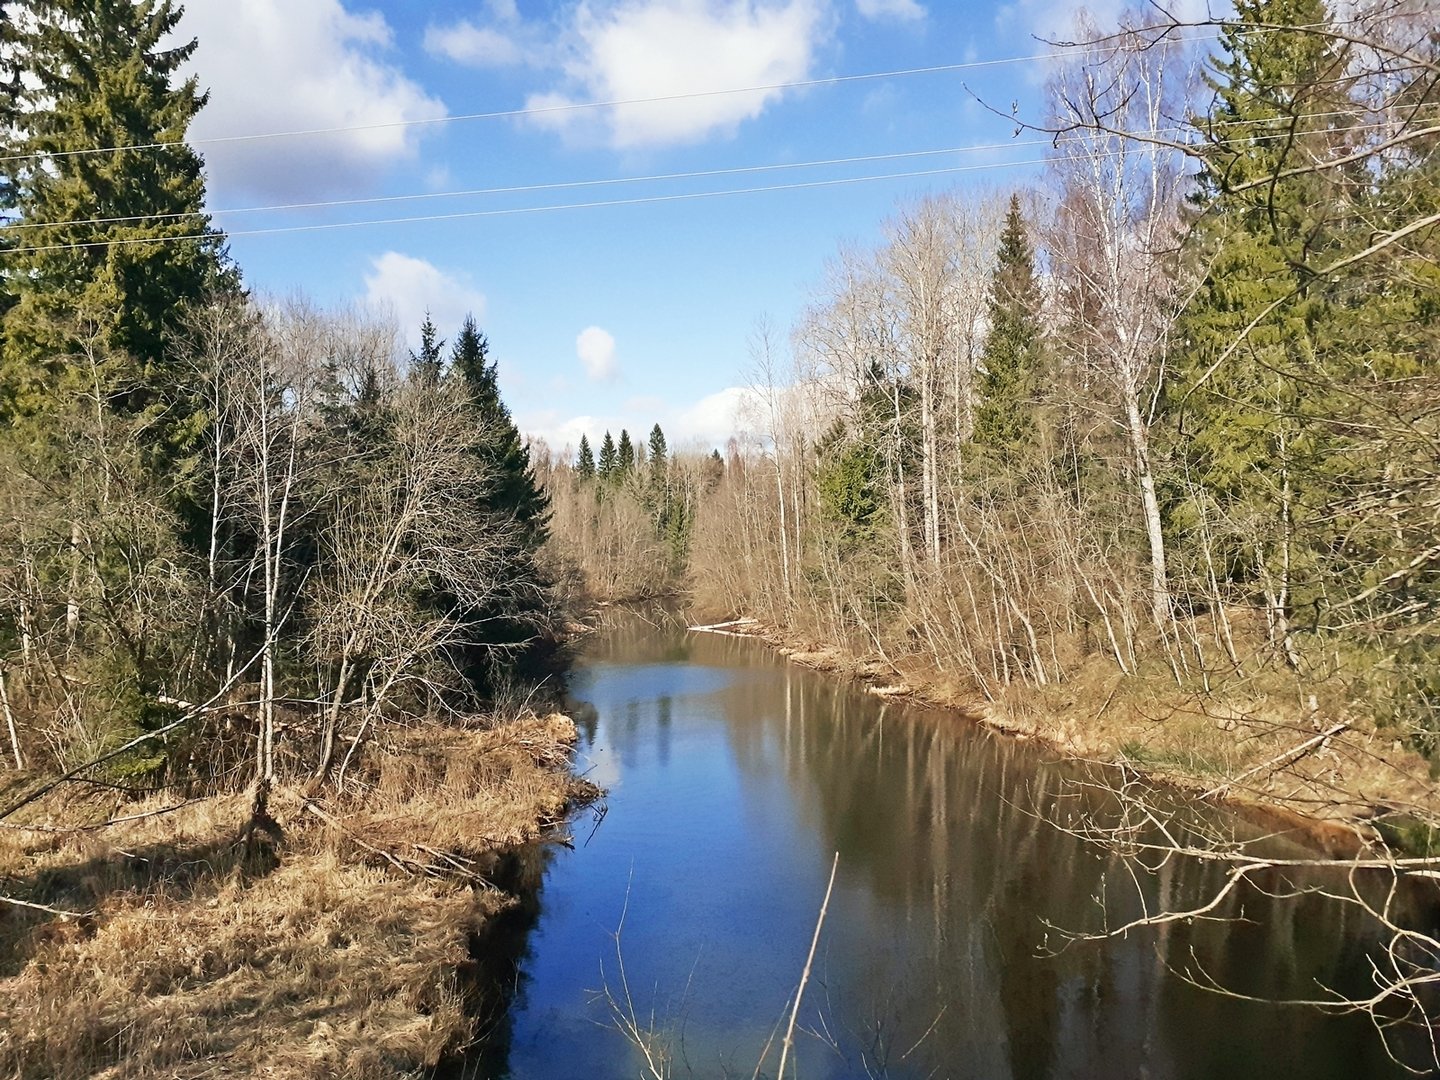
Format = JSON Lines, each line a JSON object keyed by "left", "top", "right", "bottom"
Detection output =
{"left": 463, "top": 616, "right": 1431, "bottom": 1078}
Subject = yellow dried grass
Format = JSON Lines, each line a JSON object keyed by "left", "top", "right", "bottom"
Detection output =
{"left": 0, "top": 712, "right": 587, "bottom": 1079}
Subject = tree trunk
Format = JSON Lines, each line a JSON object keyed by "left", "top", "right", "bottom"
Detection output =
{"left": 1124, "top": 393, "right": 1171, "bottom": 627}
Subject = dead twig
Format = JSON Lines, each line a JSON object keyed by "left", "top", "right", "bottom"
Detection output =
{"left": 777, "top": 850, "right": 840, "bottom": 1080}
{"left": 1203, "top": 720, "right": 1351, "bottom": 800}
{"left": 0, "top": 894, "right": 93, "bottom": 919}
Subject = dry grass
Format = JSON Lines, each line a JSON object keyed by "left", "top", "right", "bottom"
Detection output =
{"left": 0, "top": 713, "right": 589, "bottom": 1080}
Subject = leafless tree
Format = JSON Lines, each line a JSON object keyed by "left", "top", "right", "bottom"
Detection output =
{"left": 1047, "top": 18, "right": 1198, "bottom": 633}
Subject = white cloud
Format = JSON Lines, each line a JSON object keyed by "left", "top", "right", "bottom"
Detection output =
{"left": 576, "top": 326, "right": 618, "bottom": 381}
{"left": 362, "top": 252, "right": 487, "bottom": 351}
{"left": 526, "top": 0, "right": 828, "bottom": 149}
{"left": 856, "top": 0, "right": 925, "bottom": 21}
{"left": 672, "top": 386, "right": 757, "bottom": 446}
{"left": 424, "top": 21, "right": 526, "bottom": 67}
{"left": 519, "top": 385, "right": 758, "bottom": 459}
{"left": 181, "top": 0, "right": 446, "bottom": 201}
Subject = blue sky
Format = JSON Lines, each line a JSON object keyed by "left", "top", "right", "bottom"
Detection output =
{"left": 176, "top": 0, "right": 1191, "bottom": 455}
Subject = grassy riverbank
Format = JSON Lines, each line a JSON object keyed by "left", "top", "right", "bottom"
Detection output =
{"left": 0, "top": 713, "right": 592, "bottom": 1079}
{"left": 690, "top": 614, "right": 1438, "bottom": 850}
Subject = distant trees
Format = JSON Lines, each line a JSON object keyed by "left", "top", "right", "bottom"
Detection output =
{"left": 543, "top": 422, "right": 697, "bottom": 600}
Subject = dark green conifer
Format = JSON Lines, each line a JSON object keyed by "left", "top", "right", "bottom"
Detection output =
{"left": 409, "top": 314, "right": 444, "bottom": 387}
{"left": 974, "top": 194, "right": 1044, "bottom": 452}
{"left": 576, "top": 434, "right": 595, "bottom": 479}
{"left": 1, "top": 0, "right": 234, "bottom": 424}
{"left": 598, "top": 431, "right": 617, "bottom": 478}
{"left": 647, "top": 424, "right": 668, "bottom": 478}
{"left": 1166, "top": 0, "right": 1345, "bottom": 655}
{"left": 448, "top": 314, "right": 548, "bottom": 547}
{"left": 616, "top": 429, "right": 634, "bottom": 474}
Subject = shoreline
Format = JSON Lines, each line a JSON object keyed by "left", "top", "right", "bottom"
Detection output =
{"left": 0, "top": 712, "right": 596, "bottom": 1079}
{"left": 687, "top": 616, "right": 1433, "bottom": 860}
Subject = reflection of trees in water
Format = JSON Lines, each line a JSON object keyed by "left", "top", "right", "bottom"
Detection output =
{"left": 716, "top": 660, "right": 1413, "bottom": 1079}
{"left": 441, "top": 843, "right": 558, "bottom": 1080}
{"left": 569, "top": 700, "right": 600, "bottom": 748}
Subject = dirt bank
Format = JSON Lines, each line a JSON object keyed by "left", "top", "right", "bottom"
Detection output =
{"left": 689, "top": 617, "right": 1438, "bottom": 856}
{"left": 0, "top": 713, "right": 596, "bottom": 1080}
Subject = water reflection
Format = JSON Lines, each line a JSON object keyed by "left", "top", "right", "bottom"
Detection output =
{"left": 472, "top": 618, "right": 1417, "bottom": 1079}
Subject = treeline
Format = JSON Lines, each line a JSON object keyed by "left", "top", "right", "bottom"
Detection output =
{"left": 677, "top": 2, "right": 1439, "bottom": 749}
{"left": 538, "top": 424, "right": 724, "bottom": 601}
{"left": 0, "top": 1, "right": 556, "bottom": 809}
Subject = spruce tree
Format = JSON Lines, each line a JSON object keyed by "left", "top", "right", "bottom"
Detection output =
{"left": 974, "top": 194, "right": 1044, "bottom": 452}
{"left": 1167, "top": 0, "right": 1345, "bottom": 665}
{"left": 616, "top": 429, "right": 634, "bottom": 474}
{"left": 409, "top": 313, "right": 444, "bottom": 387}
{"left": 576, "top": 434, "right": 595, "bottom": 479}
{"left": 448, "top": 314, "right": 548, "bottom": 547}
{"left": 598, "top": 430, "right": 617, "bottom": 478}
{"left": 647, "top": 423, "right": 668, "bottom": 479}
{"left": 1, "top": 0, "right": 233, "bottom": 423}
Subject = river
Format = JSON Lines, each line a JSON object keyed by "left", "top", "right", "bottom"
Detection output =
{"left": 466, "top": 616, "right": 1419, "bottom": 1079}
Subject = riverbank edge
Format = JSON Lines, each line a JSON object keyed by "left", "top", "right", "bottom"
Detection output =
{"left": 686, "top": 616, "right": 1436, "bottom": 859}
{"left": 0, "top": 712, "right": 599, "bottom": 1079}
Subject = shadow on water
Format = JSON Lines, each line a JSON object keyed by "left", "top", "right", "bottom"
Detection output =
{"left": 431, "top": 844, "right": 558, "bottom": 1080}
{"left": 461, "top": 615, "right": 1435, "bottom": 1079}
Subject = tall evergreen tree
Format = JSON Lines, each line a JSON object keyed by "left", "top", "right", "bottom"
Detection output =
{"left": 1167, "top": 0, "right": 1346, "bottom": 666}
{"left": 409, "top": 313, "right": 444, "bottom": 387}
{"left": 598, "top": 430, "right": 617, "bottom": 478}
{"left": 974, "top": 194, "right": 1044, "bottom": 452}
{"left": 448, "top": 314, "right": 548, "bottom": 547}
{"left": 1, "top": 0, "right": 233, "bottom": 423}
{"left": 616, "top": 428, "right": 635, "bottom": 474}
{"left": 576, "top": 433, "right": 595, "bottom": 479}
{"left": 647, "top": 423, "right": 668, "bottom": 483}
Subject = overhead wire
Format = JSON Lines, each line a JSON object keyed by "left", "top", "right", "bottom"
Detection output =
{"left": 8, "top": 105, "right": 1434, "bottom": 239}
{"left": 0, "top": 29, "right": 1223, "bottom": 167}
{"left": 7, "top": 110, "right": 1432, "bottom": 257}
{"left": 5, "top": 157, "right": 1066, "bottom": 254}
{"left": 11, "top": 111, "right": 1412, "bottom": 258}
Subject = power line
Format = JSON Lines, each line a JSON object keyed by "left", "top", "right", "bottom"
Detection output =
{"left": 0, "top": 29, "right": 1228, "bottom": 167}
{"left": 0, "top": 137, "right": 1090, "bottom": 233}
{"left": 3, "top": 140, "right": 1059, "bottom": 231}
{"left": 3, "top": 156, "right": 1069, "bottom": 255}
{"left": 12, "top": 105, "right": 1428, "bottom": 236}
{"left": 10, "top": 108, "right": 1429, "bottom": 257}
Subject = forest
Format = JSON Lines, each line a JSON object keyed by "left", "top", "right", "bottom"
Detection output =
{"left": 551, "top": 0, "right": 1440, "bottom": 789}
{"left": 0, "top": 0, "right": 1437, "bottom": 1075}
{"left": 0, "top": 2, "right": 586, "bottom": 1075}
{"left": 540, "top": 3, "right": 1440, "bottom": 1040}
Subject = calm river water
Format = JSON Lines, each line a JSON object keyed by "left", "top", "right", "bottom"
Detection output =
{"left": 469, "top": 617, "right": 1417, "bottom": 1079}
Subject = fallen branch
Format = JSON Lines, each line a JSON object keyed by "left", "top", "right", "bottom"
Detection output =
{"left": 687, "top": 618, "right": 761, "bottom": 636}
{"left": 1202, "top": 720, "right": 1352, "bottom": 800}
{"left": 0, "top": 799, "right": 205, "bottom": 833}
{"left": 300, "top": 798, "right": 496, "bottom": 888}
{"left": 0, "top": 894, "right": 93, "bottom": 919}
{"left": 776, "top": 851, "right": 839, "bottom": 1080}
